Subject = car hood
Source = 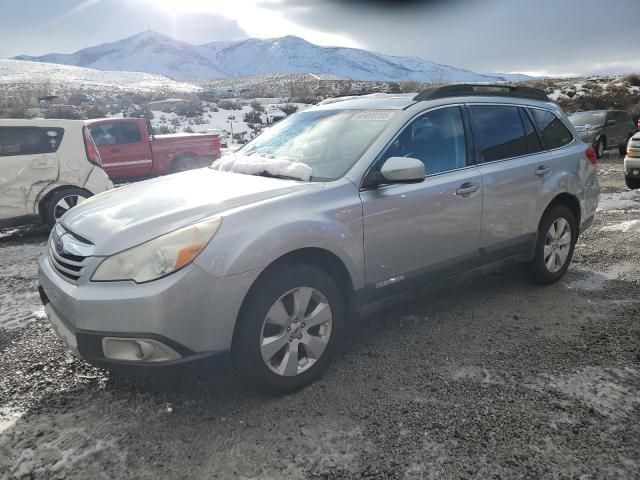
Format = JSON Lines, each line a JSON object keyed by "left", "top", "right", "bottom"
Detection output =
{"left": 61, "top": 168, "right": 320, "bottom": 255}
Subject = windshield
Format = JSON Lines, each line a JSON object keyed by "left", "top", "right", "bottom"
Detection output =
{"left": 568, "top": 112, "right": 605, "bottom": 127}
{"left": 231, "top": 109, "right": 397, "bottom": 181}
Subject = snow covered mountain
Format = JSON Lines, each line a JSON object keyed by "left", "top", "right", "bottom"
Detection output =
{"left": 14, "top": 30, "right": 513, "bottom": 83}
{"left": 0, "top": 58, "right": 200, "bottom": 92}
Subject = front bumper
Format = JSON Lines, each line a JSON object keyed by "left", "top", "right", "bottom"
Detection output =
{"left": 39, "top": 254, "right": 261, "bottom": 367}
{"left": 624, "top": 156, "right": 640, "bottom": 177}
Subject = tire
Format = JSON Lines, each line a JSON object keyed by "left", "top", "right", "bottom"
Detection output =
{"left": 43, "top": 187, "right": 92, "bottom": 227}
{"left": 625, "top": 175, "right": 640, "bottom": 190}
{"left": 619, "top": 142, "right": 629, "bottom": 156}
{"left": 232, "top": 263, "right": 345, "bottom": 395}
{"left": 172, "top": 156, "right": 199, "bottom": 173}
{"left": 531, "top": 205, "right": 577, "bottom": 285}
{"left": 594, "top": 137, "right": 605, "bottom": 159}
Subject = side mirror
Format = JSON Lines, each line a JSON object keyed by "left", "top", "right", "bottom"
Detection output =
{"left": 380, "top": 156, "right": 426, "bottom": 183}
{"left": 606, "top": 119, "right": 616, "bottom": 126}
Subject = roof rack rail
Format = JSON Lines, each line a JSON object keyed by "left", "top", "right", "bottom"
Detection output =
{"left": 413, "top": 84, "right": 549, "bottom": 102}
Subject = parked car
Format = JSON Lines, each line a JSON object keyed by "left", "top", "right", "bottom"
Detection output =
{"left": 568, "top": 109, "right": 635, "bottom": 158}
{"left": 86, "top": 118, "right": 221, "bottom": 181}
{"left": 0, "top": 119, "right": 112, "bottom": 228}
{"left": 624, "top": 132, "right": 640, "bottom": 189}
{"left": 39, "top": 85, "right": 599, "bottom": 394}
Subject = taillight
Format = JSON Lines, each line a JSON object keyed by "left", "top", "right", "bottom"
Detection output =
{"left": 83, "top": 126, "right": 102, "bottom": 166}
{"left": 585, "top": 145, "right": 597, "bottom": 165}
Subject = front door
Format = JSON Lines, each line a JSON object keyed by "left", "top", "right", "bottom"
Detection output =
{"left": 360, "top": 106, "right": 483, "bottom": 300}
{"left": 0, "top": 126, "right": 60, "bottom": 221}
{"left": 90, "top": 121, "right": 152, "bottom": 180}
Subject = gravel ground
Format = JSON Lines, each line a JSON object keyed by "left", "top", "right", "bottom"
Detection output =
{"left": 1, "top": 153, "right": 639, "bottom": 479}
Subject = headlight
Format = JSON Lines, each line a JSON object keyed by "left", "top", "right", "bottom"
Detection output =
{"left": 92, "top": 217, "right": 222, "bottom": 283}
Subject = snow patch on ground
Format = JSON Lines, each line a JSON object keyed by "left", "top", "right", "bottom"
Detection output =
{"left": 564, "top": 262, "right": 638, "bottom": 290}
{"left": 597, "top": 190, "right": 640, "bottom": 212}
{"left": 601, "top": 219, "right": 640, "bottom": 232}
{"left": 546, "top": 367, "right": 640, "bottom": 418}
{"left": 212, "top": 153, "right": 313, "bottom": 181}
{"left": 0, "top": 408, "right": 23, "bottom": 434}
{"left": 0, "top": 243, "right": 47, "bottom": 330}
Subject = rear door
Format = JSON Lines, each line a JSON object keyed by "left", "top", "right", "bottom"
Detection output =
{"left": 471, "top": 104, "right": 548, "bottom": 257}
{"left": 90, "top": 121, "right": 152, "bottom": 180}
{"left": 0, "top": 126, "right": 61, "bottom": 221}
{"left": 360, "top": 106, "right": 483, "bottom": 299}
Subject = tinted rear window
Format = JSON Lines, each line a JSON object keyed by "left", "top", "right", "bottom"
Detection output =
{"left": 120, "top": 122, "right": 142, "bottom": 143}
{"left": 529, "top": 109, "right": 573, "bottom": 150}
{"left": 470, "top": 105, "right": 528, "bottom": 162}
{"left": 0, "top": 127, "right": 64, "bottom": 157}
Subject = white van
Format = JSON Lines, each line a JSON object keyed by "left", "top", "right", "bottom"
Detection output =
{"left": 0, "top": 119, "right": 113, "bottom": 228}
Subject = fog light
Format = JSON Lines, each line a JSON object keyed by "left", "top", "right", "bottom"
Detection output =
{"left": 102, "top": 337, "right": 181, "bottom": 362}
{"left": 633, "top": 169, "right": 640, "bottom": 176}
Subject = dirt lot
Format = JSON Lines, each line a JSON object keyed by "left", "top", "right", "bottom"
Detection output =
{"left": 1, "top": 154, "right": 639, "bottom": 479}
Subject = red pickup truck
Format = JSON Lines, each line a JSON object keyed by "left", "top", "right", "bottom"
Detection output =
{"left": 86, "top": 118, "right": 220, "bottom": 181}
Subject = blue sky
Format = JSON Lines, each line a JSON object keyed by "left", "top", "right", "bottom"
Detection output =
{"left": 1, "top": 0, "right": 639, "bottom": 76}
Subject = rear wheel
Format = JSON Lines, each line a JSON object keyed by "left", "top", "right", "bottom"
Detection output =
{"left": 44, "top": 187, "right": 91, "bottom": 227}
{"left": 172, "top": 156, "right": 199, "bottom": 173}
{"left": 626, "top": 175, "right": 640, "bottom": 190}
{"left": 619, "top": 138, "right": 630, "bottom": 156}
{"left": 232, "top": 263, "right": 345, "bottom": 394}
{"left": 532, "top": 205, "right": 577, "bottom": 285}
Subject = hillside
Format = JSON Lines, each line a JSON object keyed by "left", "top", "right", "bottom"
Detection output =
{"left": 14, "top": 30, "right": 519, "bottom": 83}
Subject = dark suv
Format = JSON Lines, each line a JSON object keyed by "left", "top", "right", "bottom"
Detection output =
{"left": 568, "top": 110, "right": 635, "bottom": 159}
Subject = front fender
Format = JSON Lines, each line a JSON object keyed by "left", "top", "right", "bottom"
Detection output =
{"left": 194, "top": 180, "right": 365, "bottom": 291}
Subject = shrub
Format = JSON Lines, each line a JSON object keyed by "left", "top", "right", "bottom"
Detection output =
{"left": 175, "top": 100, "right": 203, "bottom": 118}
{"left": 622, "top": 73, "right": 640, "bottom": 87}
{"left": 183, "top": 126, "right": 195, "bottom": 133}
{"left": 280, "top": 104, "right": 298, "bottom": 116}
{"left": 218, "top": 99, "right": 242, "bottom": 110}
{"left": 156, "top": 125, "right": 175, "bottom": 135}
{"left": 250, "top": 100, "right": 265, "bottom": 112}
{"left": 244, "top": 110, "right": 263, "bottom": 124}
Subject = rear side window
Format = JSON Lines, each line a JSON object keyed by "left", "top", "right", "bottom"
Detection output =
{"left": 119, "top": 122, "right": 142, "bottom": 143}
{"left": 90, "top": 124, "right": 118, "bottom": 146}
{"left": 90, "top": 122, "right": 141, "bottom": 146}
{"left": 0, "top": 127, "right": 64, "bottom": 157}
{"left": 470, "top": 105, "right": 528, "bottom": 162}
{"left": 529, "top": 109, "right": 573, "bottom": 150}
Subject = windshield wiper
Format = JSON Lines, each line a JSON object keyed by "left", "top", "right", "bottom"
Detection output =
{"left": 254, "top": 171, "right": 304, "bottom": 181}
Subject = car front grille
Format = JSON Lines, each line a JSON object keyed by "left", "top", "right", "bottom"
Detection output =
{"left": 48, "top": 224, "right": 94, "bottom": 284}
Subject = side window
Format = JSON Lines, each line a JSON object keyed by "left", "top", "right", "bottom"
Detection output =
{"left": 380, "top": 107, "right": 467, "bottom": 175}
{"left": 529, "top": 109, "right": 573, "bottom": 150}
{"left": 0, "top": 127, "right": 64, "bottom": 157}
{"left": 520, "top": 108, "right": 542, "bottom": 154}
{"left": 119, "top": 122, "right": 142, "bottom": 144}
{"left": 470, "top": 105, "right": 527, "bottom": 162}
{"left": 90, "top": 123, "right": 118, "bottom": 146}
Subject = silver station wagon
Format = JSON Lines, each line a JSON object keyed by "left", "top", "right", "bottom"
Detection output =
{"left": 39, "top": 85, "right": 600, "bottom": 394}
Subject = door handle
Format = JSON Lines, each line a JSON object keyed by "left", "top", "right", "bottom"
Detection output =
{"left": 455, "top": 183, "right": 479, "bottom": 196}
{"left": 535, "top": 166, "right": 551, "bottom": 177}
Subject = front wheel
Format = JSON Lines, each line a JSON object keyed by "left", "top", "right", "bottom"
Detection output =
{"left": 626, "top": 175, "right": 640, "bottom": 190}
{"left": 531, "top": 205, "right": 577, "bottom": 285}
{"left": 44, "top": 187, "right": 91, "bottom": 227}
{"left": 232, "top": 263, "right": 345, "bottom": 394}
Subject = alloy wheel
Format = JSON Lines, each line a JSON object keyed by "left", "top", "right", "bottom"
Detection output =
{"left": 544, "top": 218, "right": 572, "bottom": 273}
{"left": 260, "top": 287, "right": 333, "bottom": 377}
{"left": 53, "top": 194, "right": 87, "bottom": 221}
